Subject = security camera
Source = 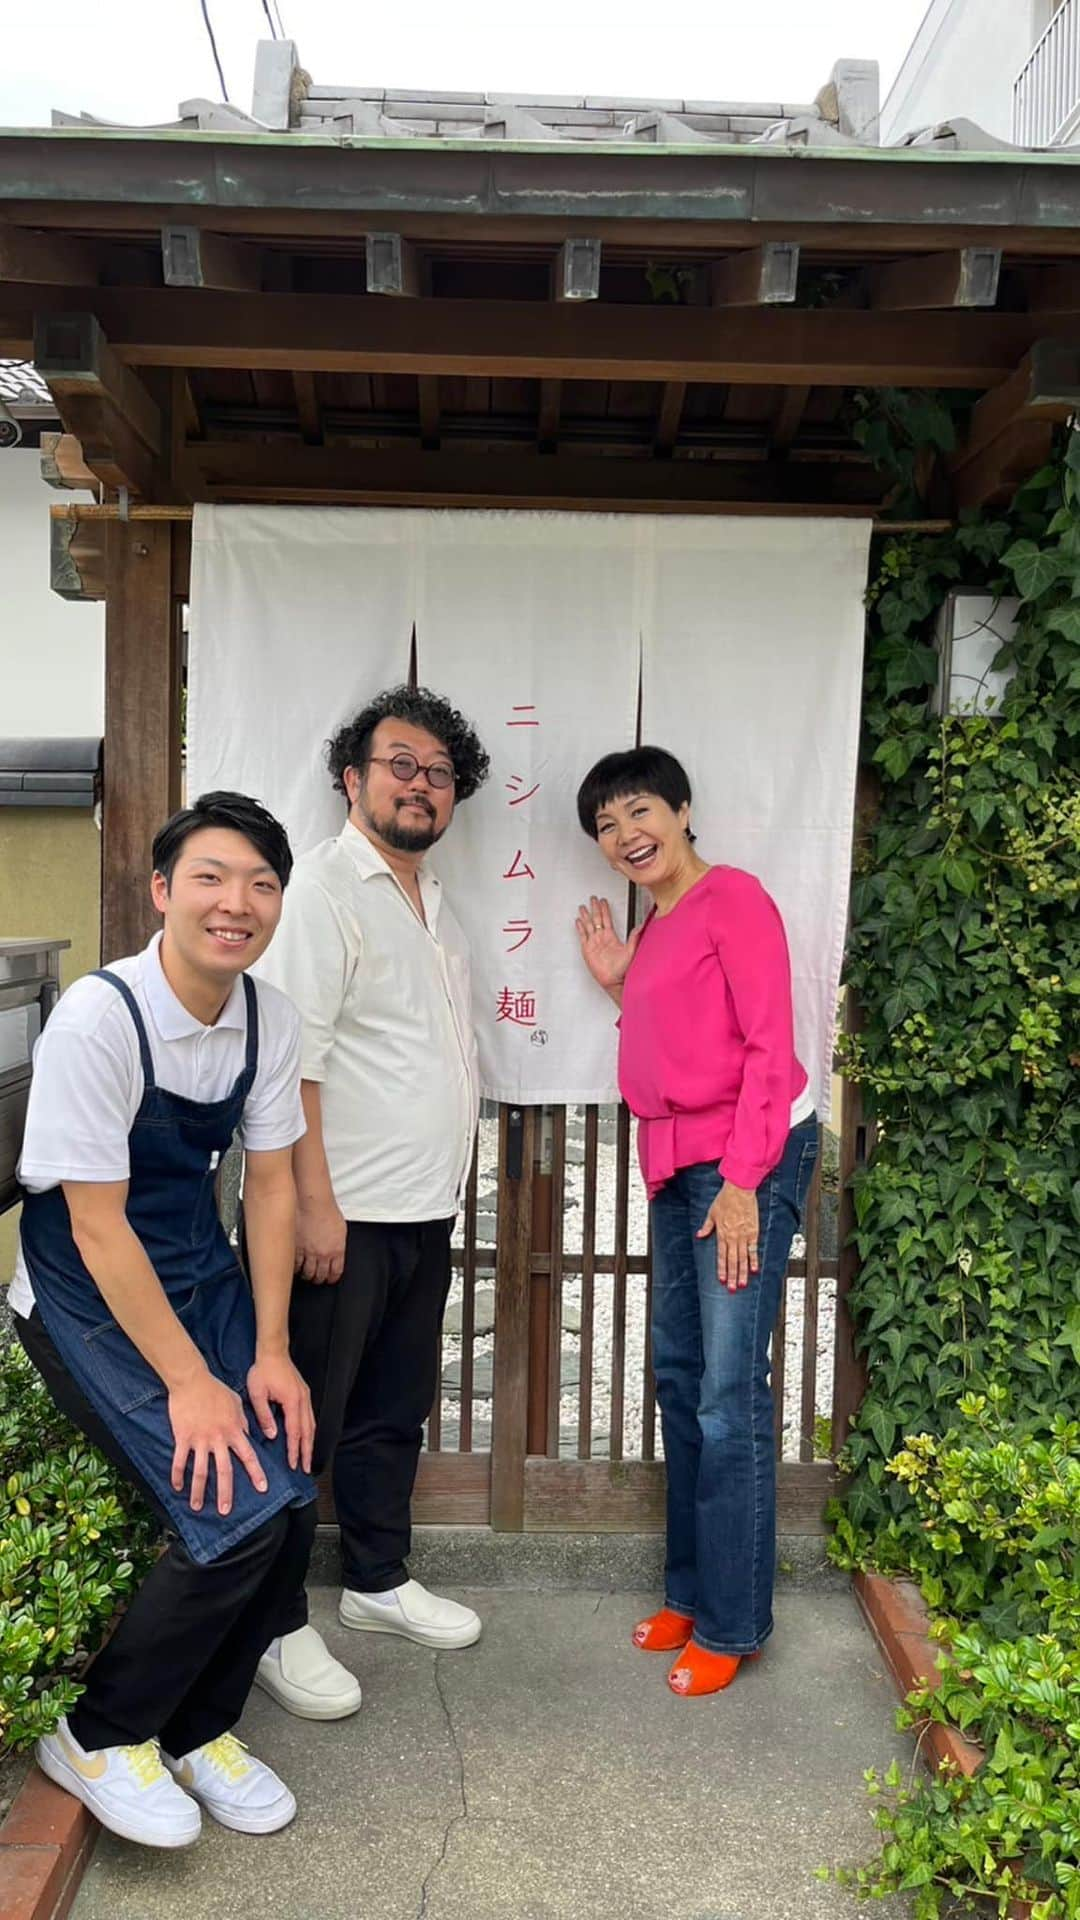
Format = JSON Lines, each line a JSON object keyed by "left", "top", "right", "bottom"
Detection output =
{"left": 0, "top": 401, "right": 23, "bottom": 450}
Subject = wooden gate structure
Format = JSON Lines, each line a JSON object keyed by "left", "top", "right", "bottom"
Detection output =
{"left": 6, "top": 79, "right": 1080, "bottom": 1530}
{"left": 408, "top": 1096, "right": 867, "bottom": 1534}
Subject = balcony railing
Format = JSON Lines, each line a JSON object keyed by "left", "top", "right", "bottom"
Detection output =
{"left": 1014, "top": 0, "right": 1080, "bottom": 146}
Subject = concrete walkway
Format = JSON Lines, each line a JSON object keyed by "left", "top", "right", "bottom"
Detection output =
{"left": 71, "top": 1581, "right": 911, "bottom": 1920}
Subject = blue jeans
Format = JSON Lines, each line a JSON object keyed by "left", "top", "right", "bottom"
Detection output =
{"left": 649, "top": 1116, "right": 818, "bottom": 1655}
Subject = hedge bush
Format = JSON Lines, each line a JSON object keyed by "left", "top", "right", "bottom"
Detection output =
{"left": 0, "top": 1336, "right": 157, "bottom": 1753}
{"left": 830, "top": 1394, "right": 1079, "bottom": 1918}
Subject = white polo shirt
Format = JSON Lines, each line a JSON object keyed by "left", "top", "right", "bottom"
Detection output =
{"left": 8, "top": 932, "right": 305, "bottom": 1318}
{"left": 256, "top": 822, "right": 479, "bottom": 1222}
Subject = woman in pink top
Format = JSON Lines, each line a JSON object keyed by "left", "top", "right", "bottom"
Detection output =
{"left": 576, "top": 746, "right": 818, "bottom": 1698}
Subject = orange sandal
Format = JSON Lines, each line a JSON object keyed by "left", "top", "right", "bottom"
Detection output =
{"left": 631, "top": 1608, "right": 695, "bottom": 1652}
{"left": 667, "top": 1643, "right": 761, "bottom": 1696}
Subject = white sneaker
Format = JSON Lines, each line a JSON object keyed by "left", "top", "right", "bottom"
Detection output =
{"left": 36, "top": 1717, "right": 201, "bottom": 1850}
{"left": 164, "top": 1733, "right": 295, "bottom": 1835}
{"left": 339, "top": 1578, "right": 482, "bottom": 1650}
{"left": 255, "top": 1624, "right": 363, "bottom": 1720}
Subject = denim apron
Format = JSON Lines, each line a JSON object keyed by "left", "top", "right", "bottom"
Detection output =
{"left": 19, "top": 969, "right": 315, "bottom": 1564}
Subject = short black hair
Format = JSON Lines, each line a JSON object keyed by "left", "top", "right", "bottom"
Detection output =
{"left": 576, "top": 747, "right": 694, "bottom": 840}
{"left": 152, "top": 791, "right": 294, "bottom": 889}
{"left": 326, "top": 684, "right": 490, "bottom": 804}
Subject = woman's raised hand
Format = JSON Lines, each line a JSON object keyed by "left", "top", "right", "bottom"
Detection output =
{"left": 575, "top": 895, "right": 641, "bottom": 993}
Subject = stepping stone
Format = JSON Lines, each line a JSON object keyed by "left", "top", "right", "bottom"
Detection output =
{"left": 443, "top": 1289, "right": 581, "bottom": 1339}
{"left": 443, "top": 1348, "right": 581, "bottom": 1398}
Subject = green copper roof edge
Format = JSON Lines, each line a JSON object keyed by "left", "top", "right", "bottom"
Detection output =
{"left": 2, "top": 124, "right": 1080, "bottom": 165}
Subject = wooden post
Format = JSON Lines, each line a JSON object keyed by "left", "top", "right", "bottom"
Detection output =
{"left": 832, "top": 994, "right": 872, "bottom": 1454}
{"left": 526, "top": 1108, "right": 554, "bottom": 1457}
{"left": 102, "top": 520, "right": 182, "bottom": 960}
{"left": 490, "top": 1104, "right": 535, "bottom": 1529}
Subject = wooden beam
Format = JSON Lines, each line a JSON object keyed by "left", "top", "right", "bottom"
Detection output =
{"left": 1024, "top": 263, "right": 1080, "bottom": 312}
{"left": 102, "top": 522, "right": 182, "bottom": 960}
{"left": 536, "top": 377, "right": 561, "bottom": 452}
{"left": 653, "top": 380, "right": 686, "bottom": 456}
{"left": 710, "top": 242, "right": 800, "bottom": 307}
{"left": 293, "top": 370, "right": 321, "bottom": 443}
{"left": 417, "top": 374, "right": 440, "bottom": 450}
{"left": 39, "top": 429, "right": 97, "bottom": 489}
{"left": 770, "top": 384, "right": 811, "bottom": 451}
{"left": 949, "top": 338, "right": 1080, "bottom": 507}
{"left": 365, "top": 232, "right": 419, "bottom": 296}
{"left": 50, "top": 513, "right": 105, "bottom": 600}
{"left": 161, "top": 225, "right": 264, "bottom": 294}
{"left": 53, "top": 393, "right": 156, "bottom": 496}
{"left": 0, "top": 225, "right": 100, "bottom": 285}
{"left": 955, "top": 340, "right": 1080, "bottom": 463}
{"left": 34, "top": 313, "right": 161, "bottom": 452}
{"left": 2, "top": 288, "right": 1062, "bottom": 387}
{"left": 520, "top": 1458, "right": 838, "bottom": 1532}
{"left": 34, "top": 310, "right": 163, "bottom": 497}
{"left": 184, "top": 439, "right": 884, "bottom": 512}
{"left": 952, "top": 419, "right": 1056, "bottom": 508}
{"left": 557, "top": 237, "right": 602, "bottom": 302}
{"left": 867, "top": 246, "right": 1002, "bottom": 310}
{"left": 54, "top": 503, "right": 951, "bottom": 532}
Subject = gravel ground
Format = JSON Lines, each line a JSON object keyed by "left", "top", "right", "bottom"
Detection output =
{"left": 444, "top": 1107, "right": 838, "bottom": 1463}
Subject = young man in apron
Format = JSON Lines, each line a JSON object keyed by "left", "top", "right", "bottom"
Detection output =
{"left": 10, "top": 791, "right": 317, "bottom": 1850}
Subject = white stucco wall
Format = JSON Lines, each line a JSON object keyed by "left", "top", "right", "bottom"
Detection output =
{"left": 0, "top": 449, "right": 104, "bottom": 738}
{"left": 881, "top": 0, "right": 1055, "bottom": 144}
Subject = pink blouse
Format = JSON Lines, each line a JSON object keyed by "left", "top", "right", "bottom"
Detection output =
{"left": 618, "top": 865, "right": 809, "bottom": 1198}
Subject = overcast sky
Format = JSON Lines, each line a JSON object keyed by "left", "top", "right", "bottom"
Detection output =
{"left": 3, "top": 0, "right": 930, "bottom": 127}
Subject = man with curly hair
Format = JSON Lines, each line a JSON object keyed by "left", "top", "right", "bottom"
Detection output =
{"left": 254, "top": 687, "right": 490, "bottom": 1719}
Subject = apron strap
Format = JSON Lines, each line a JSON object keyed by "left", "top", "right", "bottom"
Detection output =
{"left": 241, "top": 973, "right": 259, "bottom": 1081}
{"left": 92, "top": 970, "right": 157, "bottom": 1089}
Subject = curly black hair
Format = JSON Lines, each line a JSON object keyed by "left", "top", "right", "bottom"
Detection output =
{"left": 326, "top": 685, "right": 490, "bottom": 803}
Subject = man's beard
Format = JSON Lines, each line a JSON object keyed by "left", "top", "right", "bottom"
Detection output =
{"left": 365, "top": 797, "right": 445, "bottom": 853}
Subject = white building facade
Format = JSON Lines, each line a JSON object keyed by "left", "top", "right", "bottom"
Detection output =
{"left": 882, "top": 0, "right": 1079, "bottom": 149}
{"left": 0, "top": 384, "right": 103, "bottom": 738}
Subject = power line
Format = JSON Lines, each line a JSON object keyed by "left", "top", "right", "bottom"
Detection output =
{"left": 260, "top": 0, "right": 278, "bottom": 36}
{"left": 199, "top": 0, "right": 230, "bottom": 100}
{"left": 271, "top": 0, "right": 288, "bottom": 39}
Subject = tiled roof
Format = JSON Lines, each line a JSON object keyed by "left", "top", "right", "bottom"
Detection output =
{"left": 48, "top": 43, "right": 885, "bottom": 150}
{"left": 0, "top": 360, "right": 50, "bottom": 406}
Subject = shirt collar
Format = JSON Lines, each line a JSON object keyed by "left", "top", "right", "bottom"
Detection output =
{"left": 138, "top": 931, "right": 248, "bottom": 1040}
{"left": 337, "top": 820, "right": 443, "bottom": 909}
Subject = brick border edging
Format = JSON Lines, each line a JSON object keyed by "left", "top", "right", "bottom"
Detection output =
{"left": 0, "top": 1766, "right": 98, "bottom": 1920}
{"left": 854, "top": 1570, "right": 1032, "bottom": 1920}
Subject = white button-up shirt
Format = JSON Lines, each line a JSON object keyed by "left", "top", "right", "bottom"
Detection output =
{"left": 257, "top": 822, "right": 479, "bottom": 1222}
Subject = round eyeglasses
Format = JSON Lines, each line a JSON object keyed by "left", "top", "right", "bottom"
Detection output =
{"left": 367, "top": 752, "right": 456, "bottom": 790}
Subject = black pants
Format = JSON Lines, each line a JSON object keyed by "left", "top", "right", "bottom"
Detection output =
{"left": 17, "top": 1308, "right": 316, "bottom": 1755}
{"left": 278, "top": 1217, "right": 452, "bottom": 1633}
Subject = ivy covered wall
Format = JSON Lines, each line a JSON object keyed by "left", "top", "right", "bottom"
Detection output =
{"left": 831, "top": 421, "right": 1080, "bottom": 1567}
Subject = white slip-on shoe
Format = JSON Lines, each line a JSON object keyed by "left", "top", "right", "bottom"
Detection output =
{"left": 164, "top": 1733, "right": 296, "bottom": 1835}
{"left": 36, "top": 1718, "right": 202, "bottom": 1850}
{"left": 255, "top": 1625, "right": 363, "bottom": 1721}
{"left": 339, "top": 1578, "right": 482, "bottom": 1650}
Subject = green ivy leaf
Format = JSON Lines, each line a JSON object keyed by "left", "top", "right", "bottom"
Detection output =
{"left": 966, "top": 793, "right": 997, "bottom": 831}
{"left": 1001, "top": 539, "right": 1065, "bottom": 601}
{"left": 1044, "top": 603, "right": 1080, "bottom": 644}
{"left": 865, "top": 1402, "right": 898, "bottom": 1458}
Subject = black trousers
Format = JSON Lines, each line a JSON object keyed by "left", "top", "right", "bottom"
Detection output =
{"left": 279, "top": 1217, "right": 453, "bottom": 1633}
{"left": 17, "top": 1308, "right": 316, "bottom": 1756}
